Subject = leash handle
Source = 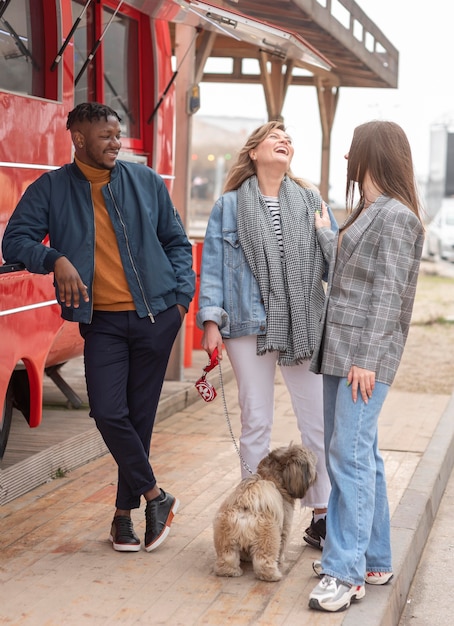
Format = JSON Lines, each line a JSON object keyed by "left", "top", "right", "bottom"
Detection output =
{"left": 203, "top": 347, "right": 219, "bottom": 373}
{"left": 194, "top": 348, "right": 219, "bottom": 402}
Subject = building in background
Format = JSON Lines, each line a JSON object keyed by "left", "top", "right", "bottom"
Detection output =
{"left": 189, "top": 115, "right": 263, "bottom": 236}
{"left": 188, "top": 114, "right": 348, "bottom": 238}
{"left": 426, "top": 121, "right": 454, "bottom": 221}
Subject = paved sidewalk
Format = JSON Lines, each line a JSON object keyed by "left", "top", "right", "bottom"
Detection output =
{"left": 1, "top": 350, "right": 454, "bottom": 625}
{"left": 398, "top": 463, "right": 454, "bottom": 625}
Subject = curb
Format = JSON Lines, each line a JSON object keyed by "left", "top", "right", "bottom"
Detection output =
{"left": 342, "top": 390, "right": 454, "bottom": 626}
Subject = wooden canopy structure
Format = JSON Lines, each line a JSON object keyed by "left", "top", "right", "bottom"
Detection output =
{"left": 128, "top": 0, "right": 398, "bottom": 378}
{"left": 128, "top": 0, "right": 398, "bottom": 198}
{"left": 162, "top": 0, "right": 398, "bottom": 200}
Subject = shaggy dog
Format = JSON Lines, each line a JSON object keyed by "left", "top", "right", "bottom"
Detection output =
{"left": 213, "top": 444, "right": 317, "bottom": 582}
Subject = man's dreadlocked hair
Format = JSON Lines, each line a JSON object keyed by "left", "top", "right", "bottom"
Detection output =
{"left": 66, "top": 102, "right": 121, "bottom": 130}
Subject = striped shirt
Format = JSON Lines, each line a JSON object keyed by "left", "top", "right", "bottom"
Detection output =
{"left": 263, "top": 195, "right": 284, "bottom": 258}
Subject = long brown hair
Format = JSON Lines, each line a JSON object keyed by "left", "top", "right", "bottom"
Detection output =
{"left": 346, "top": 120, "right": 423, "bottom": 222}
{"left": 223, "top": 121, "right": 313, "bottom": 192}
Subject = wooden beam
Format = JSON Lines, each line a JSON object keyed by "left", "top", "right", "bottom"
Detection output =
{"left": 194, "top": 30, "right": 216, "bottom": 84}
{"left": 258, "top": 51, "right": 294, "bottom": 121}
{"left": 316, "top": 78, "right": 339, "bottom": 201}
{"left": 166, "top": 23, "right": 196, "bottom": 381}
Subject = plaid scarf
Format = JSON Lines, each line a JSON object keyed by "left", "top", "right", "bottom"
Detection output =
{"left": 237, "top": 175, "right": 326, "bottom": 365}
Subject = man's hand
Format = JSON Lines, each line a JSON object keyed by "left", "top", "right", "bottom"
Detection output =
{"left": 53, "top": 256, "right": 89, "bottom": 308}
{"left": 177, "top": 304, "right": 187, "bottom": 321}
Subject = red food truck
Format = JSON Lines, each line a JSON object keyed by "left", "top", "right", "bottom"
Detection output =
{"left": 0, "top": 0, "right": 177, "bottom": 457}
{"left": 0, "top": 0, "right": 332, "bottom": 459}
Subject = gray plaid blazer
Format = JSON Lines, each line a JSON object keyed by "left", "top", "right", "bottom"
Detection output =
{"left": 311, "top": 195, "right": 425, "bottom": 385}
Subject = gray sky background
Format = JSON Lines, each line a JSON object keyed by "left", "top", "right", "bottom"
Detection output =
{"left": 197, "top": 0, "right": 453, "bottom": 205}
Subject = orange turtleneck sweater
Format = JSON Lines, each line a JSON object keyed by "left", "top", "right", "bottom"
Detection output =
{"left": 76, "top": 157, "right": 135, "bottom": 311}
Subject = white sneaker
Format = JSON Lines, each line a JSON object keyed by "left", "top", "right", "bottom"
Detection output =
{"left": 365, "top": 571, "right": 393, "bottom": 585}
{"left": 312, "top": 560, "right": 323, "bottom": 578}
{"left": 309, "top": 575, "right": 365, "bottom": 612}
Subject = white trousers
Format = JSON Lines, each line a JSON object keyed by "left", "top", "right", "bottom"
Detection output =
{"left": 225, "top": 334, "right": 330, "bottom": 509}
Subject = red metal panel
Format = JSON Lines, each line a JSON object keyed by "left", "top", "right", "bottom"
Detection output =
{"left": 0, "top": 0, "right": 176, "bottom": 438}
{"left": 0, "top": 1, "right": 81, "bottom": 429}
{"left": 154, "top": 19, "right": 175, "bottom": 182}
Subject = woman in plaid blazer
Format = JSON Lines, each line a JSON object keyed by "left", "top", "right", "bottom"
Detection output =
{"left": 308, "top": 121, "right": 425, "bottom": 613}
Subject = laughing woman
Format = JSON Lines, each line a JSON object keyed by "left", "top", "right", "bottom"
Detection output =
{"left": 196, "top": 121, "right": 337, "bottom": 543}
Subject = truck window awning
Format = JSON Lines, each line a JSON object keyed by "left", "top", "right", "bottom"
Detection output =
{"left": 130, "top": 0, "right": 332, "bottom": 71}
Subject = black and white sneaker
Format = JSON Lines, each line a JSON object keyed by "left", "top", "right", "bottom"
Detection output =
{"left": 144, "top": 489, "right": 179, "bottom": 552}
{"left": 303, "top": 513, "right": 326, "bottom": 549}
{"left": 110, "top": 516, "right": 141, "bottom": 552}
{"left": 309, "top": 575, "right": 365, "bottom": 612}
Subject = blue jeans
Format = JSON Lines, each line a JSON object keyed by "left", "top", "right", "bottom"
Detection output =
{"left": 321, "top": 375, "right": 392, "bottom": 586}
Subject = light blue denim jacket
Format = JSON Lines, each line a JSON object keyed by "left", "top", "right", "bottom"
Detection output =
{"left": 196, "top": 190, "right": 337, "bottom": 338}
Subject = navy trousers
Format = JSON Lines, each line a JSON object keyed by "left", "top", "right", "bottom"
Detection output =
{"left": 79, "top": 307, "right": 182, "bottom": 510}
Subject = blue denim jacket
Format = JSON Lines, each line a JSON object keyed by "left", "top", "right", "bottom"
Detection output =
{"left": 196, "top": 190, "right": 337, "bottom": 338}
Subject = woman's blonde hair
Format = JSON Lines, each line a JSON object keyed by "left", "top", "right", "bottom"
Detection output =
{"left": 346, "top": 120, "right": 423, "bottom": 222}
{"left": 223, "top": 121, "right": 314, "bottom": 192}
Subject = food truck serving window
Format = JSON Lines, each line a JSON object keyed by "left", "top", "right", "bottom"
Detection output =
{"left": 0, "top": 0, "right": 46, "bottom": 97}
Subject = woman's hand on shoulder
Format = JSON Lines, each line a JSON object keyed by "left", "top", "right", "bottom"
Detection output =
{"left": 315, "top": 202, "right": 331, "bottom": 230}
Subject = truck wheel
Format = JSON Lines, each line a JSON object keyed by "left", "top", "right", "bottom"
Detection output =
{"left": 0, "top": 381, "right": 14, "bottom": 460}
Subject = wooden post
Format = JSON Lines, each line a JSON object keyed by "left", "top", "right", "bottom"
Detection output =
{"left": 165, "top": 24, "right": 196, "bottom": 381}
{"left": 316, "top": 79, "right": 339, "bottom": 201}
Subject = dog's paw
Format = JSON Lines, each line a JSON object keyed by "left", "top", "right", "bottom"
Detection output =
{"left": 256, "top": 568, "right": 282, "bottom": 582}
{"left": 214, "top": 566, "right": 243, "bottom": 578}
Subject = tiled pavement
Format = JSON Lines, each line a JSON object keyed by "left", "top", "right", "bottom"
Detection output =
{"left": 1, "top": 350, "right": 454, "bottom": 625}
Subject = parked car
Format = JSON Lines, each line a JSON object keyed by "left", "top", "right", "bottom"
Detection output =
{"left": 426, "top": 198, "right": 454, "bottom": 262}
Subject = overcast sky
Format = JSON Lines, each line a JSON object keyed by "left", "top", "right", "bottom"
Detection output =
{"left": 197, "top": 0, "right": 454, "bottom": 205}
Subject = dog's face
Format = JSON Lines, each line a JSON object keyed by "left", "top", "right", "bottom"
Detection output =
{"left": 256, "top": 444, "right": 317, "bottom": 499}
